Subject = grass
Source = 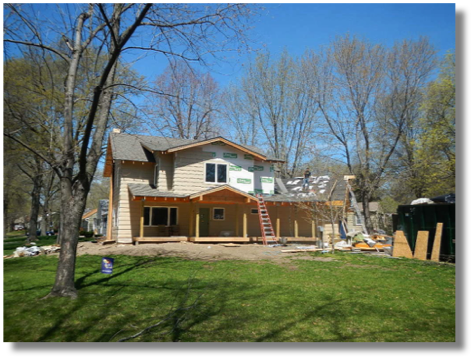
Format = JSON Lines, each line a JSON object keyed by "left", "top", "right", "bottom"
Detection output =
{"left": 3, "top": 248, "right": 455, "bottom": 342}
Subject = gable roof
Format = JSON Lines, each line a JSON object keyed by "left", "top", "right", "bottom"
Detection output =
{"left": 104, "top": 133, "right": 284, "bottom": 177}
{"left": 128, "top": 183, "right": 258, "bottom": 202}
{"left": 189, "top": 184, "right": 258, "bottom": 201}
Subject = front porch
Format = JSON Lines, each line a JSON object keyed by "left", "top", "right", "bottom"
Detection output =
{"left": 132, "top": 236, "right": 188, "bottom": 245}
{"left": 129, "top": 185, "right": 261, "bottom": 244}
{"left": 132, "top": 236, "right": 318, "bottom": 245}
{"left": 117, "top": 184, "right": 323, "bottom": 245}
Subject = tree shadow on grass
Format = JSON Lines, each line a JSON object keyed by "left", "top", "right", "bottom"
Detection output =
{"left": 5, "top": 256, "right": 456, "bottom": 343}
{"left": 30, "top": 258, "right": 232, "bottom": 342}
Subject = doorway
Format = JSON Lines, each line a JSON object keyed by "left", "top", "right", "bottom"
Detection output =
{"left": 199, "top": 208, "right": 210, "bottom": 237}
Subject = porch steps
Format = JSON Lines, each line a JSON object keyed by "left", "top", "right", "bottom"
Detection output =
{"left": 256, "top": 194, "right": 278, "bottom": 246}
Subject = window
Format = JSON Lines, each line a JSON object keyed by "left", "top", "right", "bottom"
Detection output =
{"left": 251, "top": 208, "right": 259, "bottom": 215}
{"left": 213, "top": 208, "right": 225, "bottom": 220}
{"left": 143, "top": 207, "right": 178, "bottom": 226}
{"left": 205, "top": 163, "right": 227, "bottom": 183}
{"left": 354, "top": 213, "right": 363, "bottom": 226}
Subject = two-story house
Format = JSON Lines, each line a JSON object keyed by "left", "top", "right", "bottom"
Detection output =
{"left": 103, "top": 131, "right": 355, "bottom": 245}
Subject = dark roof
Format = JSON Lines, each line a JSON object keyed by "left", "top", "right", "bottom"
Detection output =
{"left": 128, "top": 183, "right": 188, "bottom": 198}
{"left": 109, "top": 133, "right": 284, "bottom": 162}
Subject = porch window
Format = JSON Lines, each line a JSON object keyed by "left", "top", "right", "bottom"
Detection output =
{"left": 143, "top": 207, "right": 178, "bottom": 226}
{"left": 205, "top": 163, "right": 227, "bottom": 183}
{"left": 251, "top": 208, "right": 259, "bottom": 214}
{"left": 213, "top": 208, "right": 225, "bottom": 220}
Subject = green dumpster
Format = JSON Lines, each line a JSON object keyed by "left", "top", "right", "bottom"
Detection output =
{"left": 395, "top": 203, "right": 455, "bottom": 262}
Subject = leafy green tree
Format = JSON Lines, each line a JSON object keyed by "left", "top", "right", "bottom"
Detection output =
{"left": 416, "top": 52, "right": 455, "bottom": 196}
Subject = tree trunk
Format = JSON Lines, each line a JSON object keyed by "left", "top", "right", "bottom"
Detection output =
{"left": 48, "top": 180, "right": 88, "bottom": 299}
{"left": 361, "top": 189, "right": 373, "bottom": 234}
{"left": 27, "top": 174, "right": 42, "bottom": 242}
{"left": 4, "top": 194, "right": 9, "bottom": 237}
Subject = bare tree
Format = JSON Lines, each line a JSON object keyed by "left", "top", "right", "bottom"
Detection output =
{"left": 306, "top": 35, "right": 436, "bottom": 231}
{"left": 4, "top": 3, "right": 255, "bottom": 298}
{"left": 151, "top": 60, "right": 222, "bottom": 139}
{"left": 221, "top": 83, "right": 259, "bottom": 146}
{"left": 223, "top": 49, "right": 318, "bottom": 177}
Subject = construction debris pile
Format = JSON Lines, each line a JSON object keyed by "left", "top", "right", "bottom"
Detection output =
{"left": 4, "top": 244, "right": 61, "bottom": 259}
{"left": 278, "top": 231, "right": 393, "bottom": 255}
{"left": 346, "top": 231, "right": 393, "bottom": 254}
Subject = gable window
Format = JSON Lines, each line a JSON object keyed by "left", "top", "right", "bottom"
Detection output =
{"left": 205, "top": 163, "right": 227, "bottom": 183}
{"left": 251, "top": 208, "right": 259, "bottom": 215}
{"left": 143, "top": 207, "right": 178, "bottom": 226}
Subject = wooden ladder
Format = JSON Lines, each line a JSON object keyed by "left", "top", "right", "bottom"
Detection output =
{"left": 257, "top": 194, "right": 278, "bottom": 245}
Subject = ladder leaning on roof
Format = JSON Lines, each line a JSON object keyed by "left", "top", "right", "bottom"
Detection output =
{"left": 256, "top": 194, "right": 278, "bottom": 246}
{"left": 346, "top": 181, "right": 368, "bottom": 235}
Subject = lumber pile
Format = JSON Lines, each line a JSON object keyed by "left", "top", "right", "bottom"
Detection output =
{"left": 392, "top": 223, "right": 443, "bottom": 261}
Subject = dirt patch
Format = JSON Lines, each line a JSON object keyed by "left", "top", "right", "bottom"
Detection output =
{"left": 77, "top": 241, "right": 333, "bottom": 264}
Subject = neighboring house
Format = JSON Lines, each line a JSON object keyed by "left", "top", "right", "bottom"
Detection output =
{"left": 356, "top": 201, "right": 388, "bottom": 232}
{"left": 95, "top": 199, "right": 109, "bottom": 236}
{"left": 13, "top": 217, "right": 25, "bottom": 231}
{"left": 81, "top": 200, "right": 109, "bottom": 235}
{"left": 103, "top": 131, "right": 358, "bottom": 244}
{"left": 81, "top": 209, "right": 97, "bottom": 232}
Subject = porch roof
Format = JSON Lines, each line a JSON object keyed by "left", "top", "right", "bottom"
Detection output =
{"left": 128, "top": 183, "right": 188, "bottom": 199}
{"left": 128, "top": 183, "right": 258, "bottom": 202}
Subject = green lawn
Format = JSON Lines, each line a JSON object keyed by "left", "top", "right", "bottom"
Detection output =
{"left": 3, "top": 250, "right": 455, "bottom": 342}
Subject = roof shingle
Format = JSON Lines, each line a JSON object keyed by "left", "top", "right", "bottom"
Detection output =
{"left": 110, "top": 133, "right": 284, "bottom": 162}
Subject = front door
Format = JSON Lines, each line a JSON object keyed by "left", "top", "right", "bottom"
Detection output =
{"left": 199, "top": 208, "right": 210, "bottom": 237}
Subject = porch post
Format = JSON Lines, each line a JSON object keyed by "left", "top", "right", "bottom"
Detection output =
{"left": 243, "top": 208, "right": 247, "bottom": 238}
{"left": 294, "top": 219, "right": 299, "bottom": 238}
{"left": 189, "top": 202, "right": 194, "bottom": 238}
{"left": 195, "top": 208, "right": 200, "bottom": 238}
{"left": 235, "top": 204, "right": 239, "bottom": 237}
{"left": 107, "top": 175, "right": 113, "bottom": 240}
{"left": 139, "top": 199, "right": 145, "bottom": 238}
{"left": 312, "top": 219, "right": 316, "bottom": 239}
{"left": 276, "top": 206, "right": 280, "bottom": 238}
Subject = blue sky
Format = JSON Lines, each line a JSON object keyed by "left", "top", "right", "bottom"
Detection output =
{"left": 126, "top": 3, "right": 456, "bottom": 86}
{"left": 4, "top": 3, "right": 455, "bottom": 86}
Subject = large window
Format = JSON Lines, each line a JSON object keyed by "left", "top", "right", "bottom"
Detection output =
{"left": 144, "top": 207, "right": 178, "bottom": 226}
{"left": 205, "top": 163, "right": 227, "bottom": 183}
